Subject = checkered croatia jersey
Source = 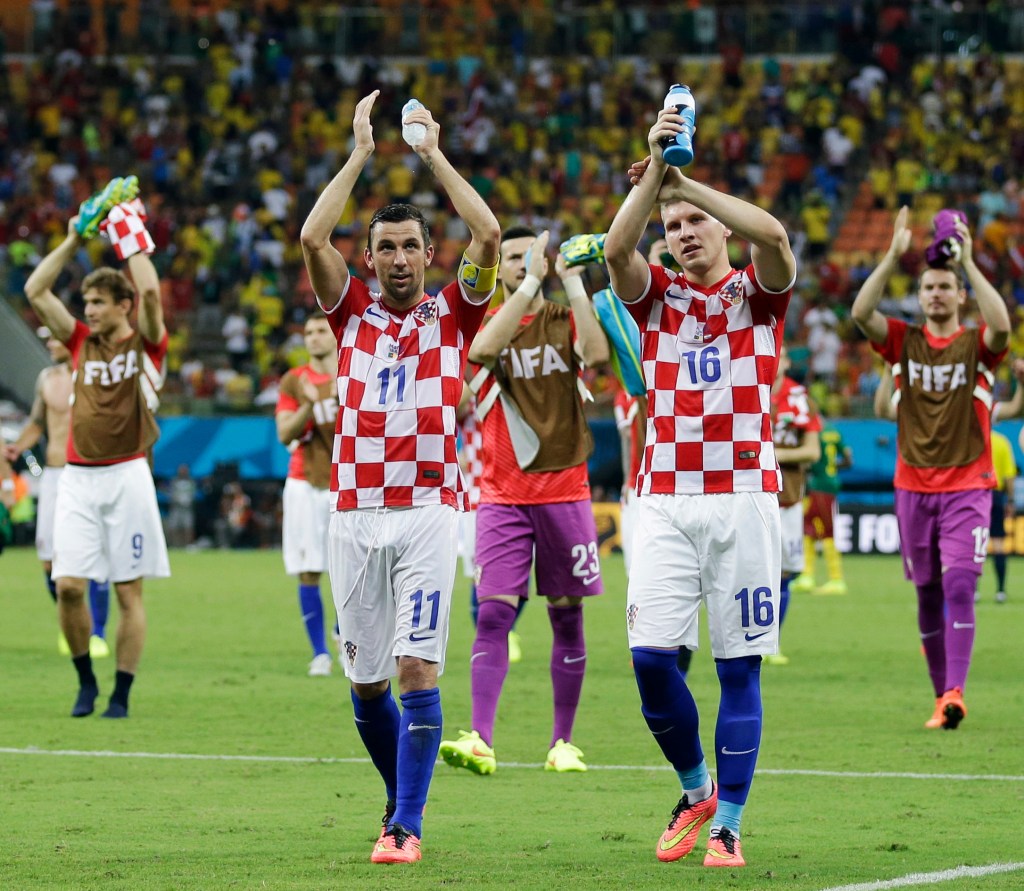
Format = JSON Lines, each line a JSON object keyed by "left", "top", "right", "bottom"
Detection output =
{"left": 624, "top": 263, "right": 792, "bottom": 495}
{"left": 319, "top": 277, "right": 490, "bottom": 510}
{"left": 458, "top": 400, "right": 483, "bottom": 509}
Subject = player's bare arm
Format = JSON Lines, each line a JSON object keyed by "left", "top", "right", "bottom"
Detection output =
{"left": 300, "top": 90, "right": 379, "bottom": 305}
{"left": 2, "top": 379, "right": 45, "bottom": 463}
{"left": 852, "top": 207, "right": 911, "bottom": 344}
{"left": 993, "top": 358, "right": 1024, "bottom": 422}
{"left": 873, "top": 363, "right": 897, "bottom": 420}
{"left": 410, "top": 106, "right": 500, "bottom": 297}
{"left": 556, "top": 251, "right": 609, "bottom": 367}
{"left": 129, "top": 252, "right": 165, "bottom": 344}
{"left": 275, "top": 376, "right": 319, "bottom": 445}
{"left": 604, "top": 123, "right": 672, "bottom": 302}
{"left": 23, "top": 219, "right": 81, "bottom": 343}
{"left": 956, "top": 216, "right": 1011, "bottom": 353}
{"left": 656, "top": 173, "right": 795, "bottom": 293}
{"left": 775, "top": 430, "right": 821, "bottom": 466}
{"left": 468, "top": 231, "right": 550, "bottom": 366}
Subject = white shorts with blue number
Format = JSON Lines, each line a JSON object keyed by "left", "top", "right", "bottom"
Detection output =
{"left": 52, "top": 458, "right": 170, "bottom": 583}
{"left": 328, "top": 503, "right": 458, "bottom": 683}
{"left": 625, "top": 492, "right": 781, "bottom": 659}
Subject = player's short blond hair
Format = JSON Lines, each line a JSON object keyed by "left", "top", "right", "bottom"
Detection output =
{"left": 82, "top": 267, "right": 136, "bottom": 308}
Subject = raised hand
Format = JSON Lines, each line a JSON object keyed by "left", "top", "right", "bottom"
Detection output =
{"left": 353, "top": 91, "right": 379, "bottom": 152}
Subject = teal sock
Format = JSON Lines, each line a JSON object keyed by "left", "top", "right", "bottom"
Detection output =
{"left": 713, "top": 800, "right": 744, "bottom": 835}
{"left": 677, "top": 759, "right": 711, "bottom": 798}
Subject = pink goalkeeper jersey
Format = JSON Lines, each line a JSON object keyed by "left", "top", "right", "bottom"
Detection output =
{"left": 624, "top": 262, "right": 792, "bottom": 496}
{"left": 319, "top": 277, "right": 489, "bottom": 511}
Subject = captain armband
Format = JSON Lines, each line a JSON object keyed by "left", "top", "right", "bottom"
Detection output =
{"left": 458, "top": 253, "right": 499, "bottom": 292}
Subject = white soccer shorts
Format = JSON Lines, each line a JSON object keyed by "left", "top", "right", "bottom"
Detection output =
{"left": 35, "top": 465, "right": 63, "bottom": 561}
{"left": 52, "top": 458, "right": 170, "bottom": 583}
{"left": 328, "top": 503, "right": 458, "bottom": 684}
{"left": 282, "top": 477, "right": 332, "bottom": 575}
{"left": 458, "top": 508, "right": 477, "bottom": 579}
{"left": 620, "top": 488, "right": 637, "bottom": 575}
{"left": 626, "top": 491, "right": 781, "bottom": 659}
{"left": 780, "top": 501, "right": 805, "bottom": 575}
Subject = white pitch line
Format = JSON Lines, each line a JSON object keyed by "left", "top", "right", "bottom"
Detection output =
{"left": 2, "top": 747, "right": 1024, "bottom": 782}
{"left": 820, "top": 861, "right": 1024, "bottom": 891}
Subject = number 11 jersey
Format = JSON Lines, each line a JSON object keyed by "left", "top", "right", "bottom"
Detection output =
{"left": 319, "top": 277, "right": 490, "bottom": 511}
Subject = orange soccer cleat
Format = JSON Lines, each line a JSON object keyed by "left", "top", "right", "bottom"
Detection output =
{"left": 704, "top": 826, "right": 745, "bottom": 867}
{"left": 656, "top": 782, "right": 718, "bottom": 862}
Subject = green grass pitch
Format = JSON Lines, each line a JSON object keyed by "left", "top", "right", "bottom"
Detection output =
{"left": 2, "top": 546, "right": 1023, "bottom": 890}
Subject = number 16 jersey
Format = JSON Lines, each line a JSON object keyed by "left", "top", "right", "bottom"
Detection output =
{"left": 624, "top": 263, "right": 792, "bottom": 496}
{"left": 320, "top": 276, "right": 490, "bottom": 511}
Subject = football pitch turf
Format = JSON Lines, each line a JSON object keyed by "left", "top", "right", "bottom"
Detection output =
{"left": 2, "top": 545, "right": 1023, "bottom": 890}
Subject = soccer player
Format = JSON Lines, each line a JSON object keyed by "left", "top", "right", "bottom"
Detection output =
{"left": 275, "top": 313, "right": 339, "bottom": 677}
{"left": 439, "top": 227, "right": 609, "bottom": 776}
{"left": 3, "top": 328, "right": 111, "bottom": 658}
{"left": 24, "top": 185, "right": 170, "bottom": 719}
{"left": 984, "top": 429, "right": 1015, "bottom": 604}
{"left": 851, "top": 206, "right": 1010, "bottom": 730}
{"left": 455, "top": 386, "right": 524, "bottom": 661}
{"left": 767, "top": 345, "right": 822, "bottom": 666}
{"left": 603, "top": 103, "right": 797, "bottom": 867}
{"left": 299, "top": 91, "right": 500, "bottom": 864}
{"left": 792, "top": 422, "right": 853, "bottom": 596}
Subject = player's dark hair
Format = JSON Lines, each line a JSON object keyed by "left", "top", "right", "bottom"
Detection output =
{"left": 305, "top": 309, "right": 329, "bottom": 325}
{"left": 501, "top": 225, "right": 538, "bottom": 244}
{"left": 367, "top": 203, "right": 431, "bottom": 252}
{"left": 918, "top": 263, "right": 966, "bottom": 290}
{"left": 82, "top": 267, "right": 136, "bottom": 308}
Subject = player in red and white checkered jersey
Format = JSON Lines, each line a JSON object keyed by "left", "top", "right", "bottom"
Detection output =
{"left": 604, "top": 102, "right": 797, "bottom": 866}
{"left": 25, "top": 201, "right": 169, "bottom": 722}
{"left": 768, "top": 347, "right": 822, "bottom": 666}
{"left": 299, "top": 90, "right": 500, "bottom": 864}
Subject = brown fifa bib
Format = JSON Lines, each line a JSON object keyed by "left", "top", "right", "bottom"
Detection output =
{"left": 492, "top": 303, "right": 593, "bottom": 472}
{"left": 896, "top": 326, "right": 984, "bottom": 469}
{"left": 280, "top": 371, "right": 338, "bottom": 490}
{"left": 71, "top": 331, "right": 160, "bottom": 461}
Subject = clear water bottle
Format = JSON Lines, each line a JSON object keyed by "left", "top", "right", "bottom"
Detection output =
{"left": 660, "top": 84, "right": 696, "bottom": 167}
{"left": 401, "top": 99, "right": 427, "bottom": 147}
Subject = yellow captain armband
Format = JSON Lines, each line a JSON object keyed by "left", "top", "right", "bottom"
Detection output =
{"left": 458, "top": 253, "right": 498, "bottom": 291}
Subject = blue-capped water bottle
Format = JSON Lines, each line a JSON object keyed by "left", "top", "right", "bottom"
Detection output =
{"left": 401, "top": 99, "right": 427, "bottom": 147}
{"left": 660, "top": 84, "right": 696, "bottom": 167}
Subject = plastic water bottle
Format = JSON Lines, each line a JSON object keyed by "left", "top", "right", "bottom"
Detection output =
{"left": 660, "top": 84, "right": 696, "bottom": 167}
{"left": 401, "top": 99, "right": 427, "bottom": 147}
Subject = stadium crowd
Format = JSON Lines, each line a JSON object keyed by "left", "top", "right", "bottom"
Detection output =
{"left": 2, "top": 1, "right": 1024, "bottom": 425}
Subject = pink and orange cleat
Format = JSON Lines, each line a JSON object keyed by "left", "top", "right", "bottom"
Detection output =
{"left": 371, "top": 824, "right": 421, "bottom": 864}
{"left": 704, "top": 826, "right": 745, "bottom": 867}
{"left": 656, "top": 782, "right": 718, "bottom": 862}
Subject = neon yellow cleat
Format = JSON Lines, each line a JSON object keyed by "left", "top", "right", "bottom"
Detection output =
{"left": 559, "top": 232, "right": 607, "bottom": 267}
{"left": 762, "top": 653, "right": 790, "bottom": 666}
{"left": 789, "top": 573, "right": 815, "bottom": 594}
{"left": 439, "top": 729, "right": 496, "bottom": 775}
{"left": 508, "top": 630, "right": 522, "bottom": 664}
{"left": 545, "top": 738, "right": 587, "bottom": 772}
{"left": 89, "top": 635, "right": 110, "bottom": 658}
{"left": 815, "top": 579, "right": 848, "bottom": 596}
{"left": 58, "top": 633, "right": 71, "bottom": 656}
